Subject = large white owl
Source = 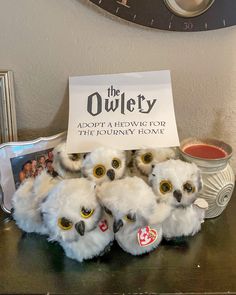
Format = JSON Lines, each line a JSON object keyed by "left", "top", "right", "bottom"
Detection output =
{"left": 129, "top": 147, "right": 177, "bottom": 183}
{"left": 82, "top": 147, "right": 126, "bottom": 185}
{"left": 52, "top": 141, "right": 84, "bottom": 179}
{"left": 97, "top": 176, "right": 172, "bottom": 256}
{"left": 40, "top": 178, "right": 114, "bottom": 262}
{"left": 12, "top": 171, "right": 59, "bottom": 234}
{"left": 149, "top": 159, "right": 208, "bottom": 240}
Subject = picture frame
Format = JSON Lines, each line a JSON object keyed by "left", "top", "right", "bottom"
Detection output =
{"left": 0, "top": 70, "right": 18, "bottom": 143}
{"left": 0, "top": 132, "right": 66, "bottom": 213}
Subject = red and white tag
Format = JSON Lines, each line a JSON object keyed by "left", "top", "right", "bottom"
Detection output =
{"left": 137, "top": 226, "right": 158, "bottom": 247}
{"left": 99, "top": 220, "right": 108, "bottom": 232}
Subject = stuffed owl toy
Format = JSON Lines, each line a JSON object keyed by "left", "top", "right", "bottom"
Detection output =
{"left": 129, "top": 147, "right": 177, "bottom": 182}
{"left": 149, "top": 159, "right": 208, "bottom": 240}
{"left": 82, "top": 147, "right": 126, "bottom": 185}
{"left": 52, "top": 141, "right": 84, "bottom": 179}
{"left": 40, "top": 178, "right": 114, "bottom": 262}
{"left": 12, "top": 171, "right": 59, "bottom": 234}
{"left": 97, "top": 176, "right": 172, "bottom": 256}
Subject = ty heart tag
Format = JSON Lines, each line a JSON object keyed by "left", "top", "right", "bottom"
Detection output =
{"left": 99, "top": 220, "right": 108, "bottom": 232}
{"left": 137, "top": 226, "right": 158, "bottom": 247}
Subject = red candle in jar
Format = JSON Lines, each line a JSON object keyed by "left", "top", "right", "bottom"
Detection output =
{"left": 183, "top": 144, "right": 227, "bottom": 159}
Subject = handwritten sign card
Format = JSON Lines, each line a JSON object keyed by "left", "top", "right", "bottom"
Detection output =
{"left": 67, "top": 70, "right": 179, "bottom": 153}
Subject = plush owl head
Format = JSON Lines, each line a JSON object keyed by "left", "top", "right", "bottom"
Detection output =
{"left": 97, "top": 176, "right": 169, "bottom": 233}
{"left": 134, "top": 147, "right": 177, "bottom": 176}
{"left": 82, "top": 147, "right": 126, "bottom": 185}
{"left": 41, "top": 178, "right": 101, "bottom": 243}
{"left": 149, "top": 159, "right": 203, "bottom": 208}
{"left": 52, "top": 142, "right": 84, "bottom": 178}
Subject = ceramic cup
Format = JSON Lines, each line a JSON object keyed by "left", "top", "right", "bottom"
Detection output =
{"left": 180, "top": 138, "right": 235, "bottom": 218}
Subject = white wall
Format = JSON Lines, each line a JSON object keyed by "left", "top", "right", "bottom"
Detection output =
{"left": 0, "top": 0, "right": 235, "bottom": 168}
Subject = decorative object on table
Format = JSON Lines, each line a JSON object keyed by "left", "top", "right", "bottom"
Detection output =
{"left": 52, "top": 141, "right": 84, "bottom": 179}
{"left": 97, "top": 176, "right": 172, "bottom": 255}
{"left": 149, "top": 159, "right": 207, "bottom": 240}
{"left": 0, "top": 132, "right": 66, "bottom": 213}
{"left": 12, "top": 170, "right": 59, "bottom": 234}
{"left": 0, "top": 70, "right": 17, "bottom": 143}
{"left": 41, "top": 178, "right": 114, "bottom": 262}
{"left": 88, "top": 0, "right": 236, "bottom": 32}
{"left": 129, "top": 147, "right": 177, "bottom": 183}
{"left": 82, "top": 147, "right": 127, "bottom": 185}
{"left": 180, "top": 138, "right": 235, "bottom": 218}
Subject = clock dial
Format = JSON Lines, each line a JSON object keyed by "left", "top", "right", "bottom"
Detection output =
{"left": 88, "top": 0, "right": 236, "bottom": 32}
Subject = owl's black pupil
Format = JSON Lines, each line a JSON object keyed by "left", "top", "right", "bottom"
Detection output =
{"left": 184, "top": 183, "right": 192, "bottom": 192}
{"left": 96, "top": 167, "right": 104, "bottom": 176}
{"left": 127, "top": 213, "right": 135, "bottom": 221}
{"left": 112, "top": 160, "right": 119, "bottom": 169}
{"left": 144, "top": 154, "right": 152, "bottom": 163}
{"left": 61, "top": 217, "right": 71, "bottom": 227}
{"left": 82, "top": 207, "right": 91, "bottom": 215}
{"left": 104, "top": 207, "right": 112, "bottom": 216}
{"left": 162, "top": 183, "right": 170, "bottom": 192}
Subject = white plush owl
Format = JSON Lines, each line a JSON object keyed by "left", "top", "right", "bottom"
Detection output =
{"left": 129, "top": 147, "right": 177, "bottom": 183}
{"left": 52, "top": 141, "right": 84, "bottom": 179}
{"left": 12, "top": 171, "right": 59, "bottom": 234}
{"left": 149, "top": 159, "right": 208, "bottom": 240}
{"left": 82, "top": 147, "right": 126, "bottom": 185}
{"left": 40, "top": 178, "right": 114, "bottom": 262}
{"left": 97, "top": 176, "right": 172, "bottom": 256}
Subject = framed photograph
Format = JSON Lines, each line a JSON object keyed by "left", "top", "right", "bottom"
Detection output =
{"left": 0, "top": 70, "right": 18, "bottom": 143}
{"left": 0, "top": 132, "right": 66, "bottom": 213}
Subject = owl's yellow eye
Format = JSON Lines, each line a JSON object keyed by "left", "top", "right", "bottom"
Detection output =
{"left": 112, "top": 158, "right": 121, "bottom": 169}
{"left": 58, "top": 217, "right": 73, "bottom": 230}
{"left": 104, "top": 206, "right": 113, "bottom": 216}
{"left": 160, "top": 180, "right": 173, "bottom": 194}
{"left": 125, "top": 213, "right": 136, "bottom": 222}
{"left": 80, "top": 207, "right": 94, "bottom": 218}
{"left": 93, "top": 165, "right": 106, "bottom": 178}
{"left": 183, "top": 182, "right": 195, "bottom": 193}
{"left": 141, "top": 152, "right": 153, "bottom": 164}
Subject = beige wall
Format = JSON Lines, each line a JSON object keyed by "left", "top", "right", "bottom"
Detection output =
{"left": 0, "top": 0, "right": 235, "bottom": 168}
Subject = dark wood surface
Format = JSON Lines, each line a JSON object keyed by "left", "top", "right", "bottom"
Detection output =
{"left": 0, "top": 190, "right": 236, "bottom": 295}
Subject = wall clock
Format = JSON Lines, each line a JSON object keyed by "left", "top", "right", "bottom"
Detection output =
{"left": 88, "top": 0, "right": 236, "bottom": 32}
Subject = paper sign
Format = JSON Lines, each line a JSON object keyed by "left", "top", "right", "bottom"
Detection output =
{"left": 67, "top": 70, "right": 179, "bottom": 153}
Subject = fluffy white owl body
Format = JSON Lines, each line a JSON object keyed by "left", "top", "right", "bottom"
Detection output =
{"left": 149, "top": 159, "right": 208, "bottom": 240}
{"left": 82, "top": 147, "right": 126, "bottom": 185}
{"left": 60, "top": 214, "right": 113, "bottom": 262}
{"left": 12, "top": 171, "right": 59, "bottom": 234}
{"left": 41, "top": 178, "right": 114, "bottom": 262}
{"left": 162, "top": 204, "right": 206, "bottom": 239}
{"left": 52, "top": 141, "right": 83, "bottom": 179}
{"left": 97, "top": 176, "right": 172, "bottom": 256}
{"left": 12, "top": 141, "right": 84, "bottom": 234}
{"left": 129, "top": 147, "right": 177, "bottom": 183}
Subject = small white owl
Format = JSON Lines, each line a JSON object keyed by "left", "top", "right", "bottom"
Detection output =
{"left": 40, "top": 178, "right": 114, "bottom": 262}
{"left": 82, "top": 147, "right": 126, "bottom": 185}
{"left": 52, "top": 141, "right": 84, "bottom": 179}
{"left": 129, "top": 147, "right": 177, "bottom": 182}
{"left": 149, "top": 159, "right": 208, "bottom": 240}
{"left": 12, "top": 171, "right": 59, "bottom": 234}
{"left": 97, "top": 176, "right": 172, "bottom": 256}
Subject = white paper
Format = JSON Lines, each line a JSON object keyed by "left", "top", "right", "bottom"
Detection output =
{"left": 67, "top": 70, "right": 179, "bottom": 153}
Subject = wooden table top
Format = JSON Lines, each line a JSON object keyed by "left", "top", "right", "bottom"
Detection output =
{"left": 0, "top": 189, "right": 236, "bottom": 295}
